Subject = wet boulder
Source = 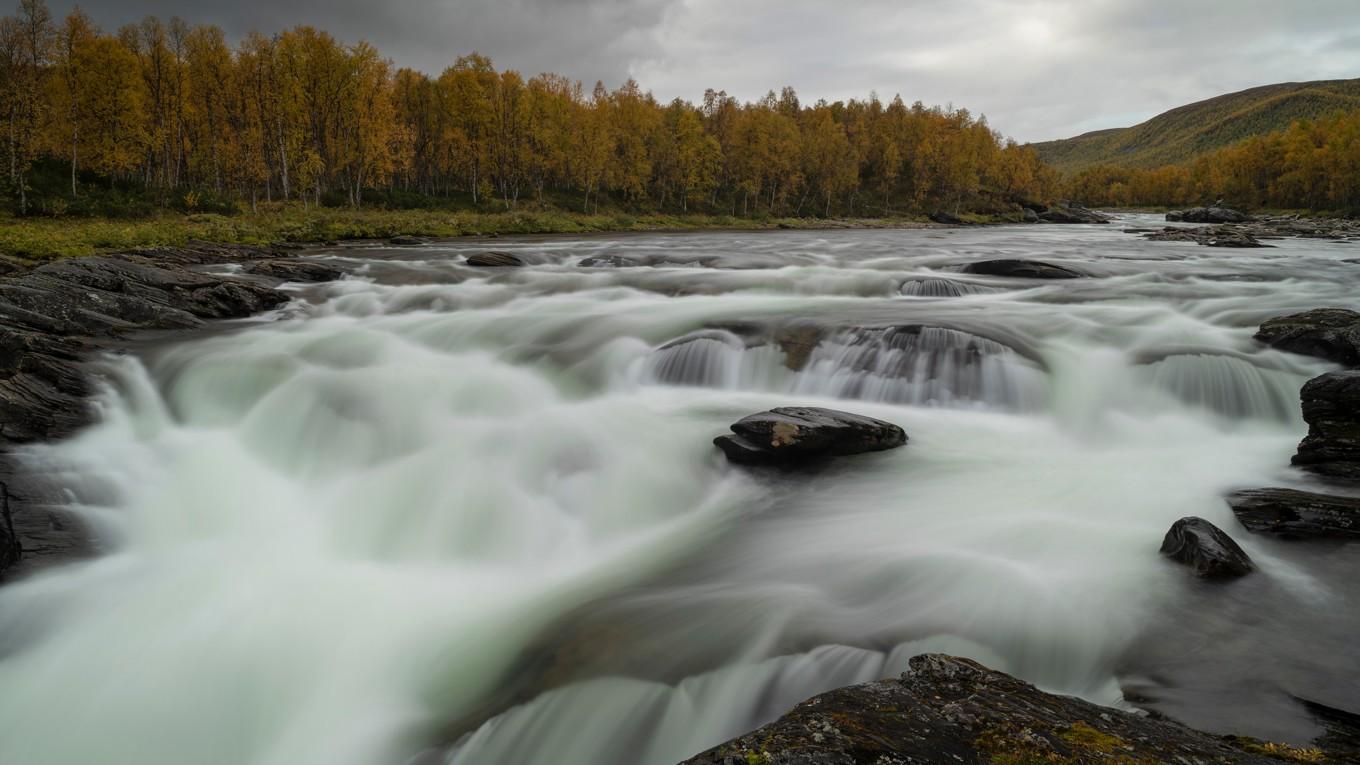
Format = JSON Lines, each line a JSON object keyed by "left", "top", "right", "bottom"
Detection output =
{"left": 681, "top": 654, "right": 1300, "bottom": 765}
{"left": 1255, "top": 308, "right": 1360, "bottom": 367}
{"left": 714, "top": 406, "right": 906, "bottom": 465}
{"left": 1159, "top": 517, "right": 1254, "bottom": 579}
{"left": 1167, "top": 206, "right": 1253, "bottom": 224}
{"left": 1228, "top": 488, "right": 1360, "bottom": 540}
{"left": 1022, "top": 207, "right": 1040, "bottom": 223}
{"left": 466, "top": 251, "right": 525, "bottom": 267}
{"left": 961, "top": 259, "right": 1085, "bottom": 279}
{"left": 388, "top": 235, "right": 427, "bottom": 246}
{"left": 1293, "top": 371, "right": 1360, "bottom": 483}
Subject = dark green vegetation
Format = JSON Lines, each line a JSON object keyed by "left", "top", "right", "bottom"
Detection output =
{"left": 1033, "top": 78, "right": 1360, "bottom": 172}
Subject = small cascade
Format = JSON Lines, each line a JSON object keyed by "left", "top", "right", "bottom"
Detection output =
{"left": 642, "top": 330, "right": 789, "bottom": 390}
{"left": 1141, "top": 353, "right": 1300, "bottom": 422}
{"left": 900, "top": 278, "right": 994, "bottom": 297}
{"left": 642, "top": 326, "right": 1047, "bottom": 411}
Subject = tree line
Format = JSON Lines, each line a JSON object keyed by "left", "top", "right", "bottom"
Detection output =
{"left": 1064, "top": 108, "right": 1360, "bottom": 214}
{"left": 0, "top": 0, "right": 1056, "bottom": 218}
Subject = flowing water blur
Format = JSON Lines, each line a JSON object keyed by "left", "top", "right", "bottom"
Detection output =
{"left": 1, "top": 215, "right": 1358, "bottom": 764}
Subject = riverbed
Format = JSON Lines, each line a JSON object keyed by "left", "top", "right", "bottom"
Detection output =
{"left": 0, "top": 215, "right": 1356, "bottom": 764}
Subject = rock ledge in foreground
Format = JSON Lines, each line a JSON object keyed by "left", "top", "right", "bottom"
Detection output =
{"left": 680, "top": 654, "right": 1319, "bottom": 765}
{"left": 714, "top": 407, "right": 906, "bottom": 465}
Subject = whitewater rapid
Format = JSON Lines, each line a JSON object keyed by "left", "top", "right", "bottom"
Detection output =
{"left": 0, "top": 216, "right": 1356, "bottom": 764}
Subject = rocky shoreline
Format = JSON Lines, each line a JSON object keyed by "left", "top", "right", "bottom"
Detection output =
{"left": 1137, "top": 207, "right": 1360, "bottom": 248}
{"left": 0, "top": 243, "right": 344, "bottom": 577}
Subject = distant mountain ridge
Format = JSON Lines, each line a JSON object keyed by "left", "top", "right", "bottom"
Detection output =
{"left": 1031, "top": 78, "right": 1360, "bottom": 171}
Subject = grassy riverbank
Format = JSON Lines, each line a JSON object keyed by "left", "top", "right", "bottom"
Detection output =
{"left": 0, "top": 206, "right": 962, "bottom": 263}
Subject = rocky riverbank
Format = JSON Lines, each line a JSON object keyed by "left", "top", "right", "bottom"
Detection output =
{"left": 1137, "top": 208, "right": 1360, "bottom": 248}
{"left": 0, "top": 243, "right": 344, "bottom": 577}
{"left": 681, "top": 654, "right": 1345, "bottom": 764}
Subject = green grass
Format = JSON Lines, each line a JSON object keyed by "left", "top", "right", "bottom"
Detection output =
{"left": 0, "top": 205, "right": 944, "bottom": 263}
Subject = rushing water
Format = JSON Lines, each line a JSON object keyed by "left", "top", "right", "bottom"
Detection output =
{"left": 1, "top": 215, "right": 1358, "bottom": 764}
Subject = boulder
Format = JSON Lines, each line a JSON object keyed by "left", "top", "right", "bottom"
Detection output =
{"left": 246, "top": 259, "right": 345, "bottom": 283}
{"left": 1228, "top": 488, "right": 1360, "bottom": 540}
{"left": 1293, "top": 371, "right": 1360, "bottom": 483}
{"left": 1159, "top": 516, "right": 1254, "bottom": 578}
{"left": 466, "top": 251, "right": 525, "bottom": 267}
{"left": 1256, "top": 308, "right": 1360, "bottom": 367}
{"left": 1167, "top": 206, "right": 1253, "bottom": 224}
{"left": 1037, "top": 203, "right": 1110, "bottom": 224}
{"left": 928, "top": 211, "right": 965, "bottom": 225}
{"left": 1022, "top": 207, "right": 1040, "bottom": 223}
{"left": 681, "top": 654, "right": 1310, "bottom": 765}
{"left": 714, "top": 406, "right": 906, "bottom": 465}
{"left": 961, "top": 259, "right": 1085, "bottom": 279}
{"left": 388, "top": 235, "right": 427, "bottom": 246}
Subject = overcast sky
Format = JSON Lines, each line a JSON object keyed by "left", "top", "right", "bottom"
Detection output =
{"left": 49, "top": 0, "right": 1360, "bottom": 142}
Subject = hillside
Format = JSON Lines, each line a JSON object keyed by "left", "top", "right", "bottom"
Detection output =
{"left": 1032, "top": 78, "right": 1360, "bottom": 171}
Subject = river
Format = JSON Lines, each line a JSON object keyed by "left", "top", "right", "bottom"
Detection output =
{"left": 0, "top": 215, "right": 1356, "bottom": 764}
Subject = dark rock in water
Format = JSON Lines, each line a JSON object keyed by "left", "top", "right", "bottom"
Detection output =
{"left": 1144, "top": 225, "right": 1271, "bottom": 248}
{"left": 1167, "top": 206, "right": 1253, "bottom": 224}
{"left": 1204, "top": 230, "right": 1270, "bottom": 248}
{"left": 680, "top": 653, "right": 1302, "bottom": 765}
{"left": 962, "top": 258, "right": 1085, "bottom": 279}
{"left": 246, "top": 259, "right": 344, "bottom": 283}
{"left": 1293, "top": 371, "right": 1360, "bottom": 483}
{"left": 388, "top": 235, "right": 427, "bottom": 246}
{"left": 1159, "top": 516, "right": 1254, "bottom": 578}
{"left": 1228, "top": 488, "right": 1360, "bottom": 540}
{"left": 1037, "top": 202, "right": 1110, "bottom": 224}
{"left": 578, "top": 255, "right": 641, "bottom": 268}
{"left": 714, "top": 406, "right": 906, "bottom": 465}
{"left": 1021, "top": 207, "right": 1040, "bottom": 223}
{"left": 466, "top": 251, "right": 524, "bottom": 267}
{"left": 928, "top": 211, "right": 964, "bottom": 225}
{"left": 1256, "top": 308, "right": 1360, "bottom": 367}
{"left": 770, "top": 326, "right": 823, "bottom": 371}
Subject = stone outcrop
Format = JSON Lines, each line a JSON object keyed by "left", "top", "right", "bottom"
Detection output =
{"left": 1293, "top": 371, "right": 1360, "bottom": 483}
{"left": 681, "top": 654, "right": 1325, "bottom": 765}
{"left": 1167, "top": 206, "right": 1254, "bottom": 224}
{"left": 714, "top": 407, "right": 906, "bottom": 465}
{"left": 1228, "top": 488, "right": 1360, "bottom": 540}
{"left": 1256, "top": 309, "right": 1360, "bottom": 368}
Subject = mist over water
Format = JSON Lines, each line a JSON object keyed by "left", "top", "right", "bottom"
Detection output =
{"left": 0, "top": 216, "right": 1357, "bottom": 764}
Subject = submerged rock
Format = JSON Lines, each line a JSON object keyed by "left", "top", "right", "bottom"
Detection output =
{"left": 714, "top": 406, "right": 906, "bottom": 465}
{"left": 1256, "top": 308, "right": 1360, "bottom": 367}
{"left": 466, "top": 251, "right": 525, "bottom": 267}
{"left": 1159, "top": 516, "right": 1254, "bottom": 578}
{"left": 1167, "top": 206, "right": 1253, "bottom": 224}
{"left": 961, "top": 258, "right": 1085, "bottom": 279}
{"left": 1293, "top": 371, "right": 1360, "bottom": 483}
{"left": 680, "top": 654, "right": 1304, "bottom": 765}
{"left": 1228, "top": 488, "right": 1360, "bottom": 540}
{"left": 578, "top": 255, "right": 642, "bottom": 268}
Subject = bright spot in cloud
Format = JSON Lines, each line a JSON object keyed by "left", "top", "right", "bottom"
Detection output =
{"left": 1014, "top": 19, "right": 1053, "bottom": 46}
